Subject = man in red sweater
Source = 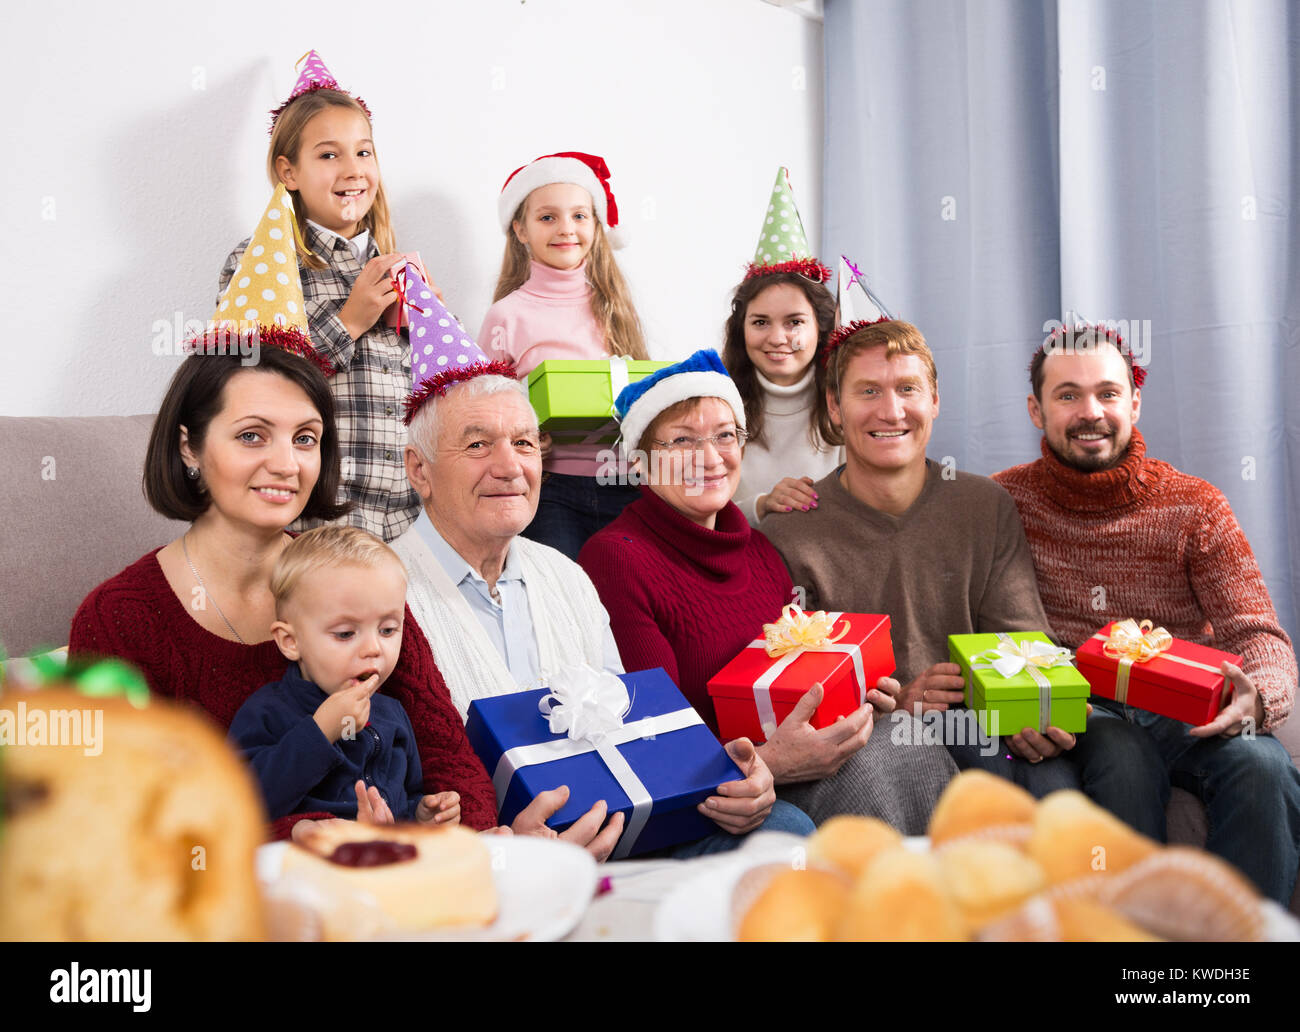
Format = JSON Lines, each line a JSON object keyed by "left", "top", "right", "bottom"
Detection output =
{"left": 993, "top": 324, "right": 1300, "bottom": 903}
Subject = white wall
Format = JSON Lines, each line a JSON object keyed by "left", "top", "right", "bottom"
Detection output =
{"left": 2, "top": 0, "right": 823, "bottom": 417}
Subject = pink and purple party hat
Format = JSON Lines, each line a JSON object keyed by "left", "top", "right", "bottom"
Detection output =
{"left": 269, "top": 50, "right": 371, "bottom": 132}
{"left": 397, "top": 262, "right": 516, "bottom": 423}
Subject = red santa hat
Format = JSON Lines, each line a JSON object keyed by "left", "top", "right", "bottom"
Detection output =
{"left": 498, "top": 151, "right": 626, "bottom": 249}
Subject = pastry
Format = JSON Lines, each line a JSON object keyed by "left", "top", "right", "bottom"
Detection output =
{"left": 806, "top": 815, "right": 903, "bottom": 880}
{"left": 281, "top": 821, "right": 498, "bottom": 938}
{"left": 1099, "top": 847, "right": 1266, "bottom": 941}
{"left": 979, "top": 896, "right": 1160, "bottom": 942}
{"left": 0, "top": 687, "right": 266, "bottom": 940}
{"left": 735, "top": 866, "right": 851, "bottom": 942}
{"left": 1026, "top": 790, "right": 1157, "bottom": 886}
{"left": 936, "top": 839, "right": 1046, "bottom": 928}
{"left": 836, "top": 847, "right": 966, "bottom": 941}
{"left": 927, "top": 769, "right": 1037, "bottom": 846}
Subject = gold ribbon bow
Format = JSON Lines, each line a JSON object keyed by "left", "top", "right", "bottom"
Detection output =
{"left": 762, "top": 604, "right": 850, "bottom": 658}
{"left": 1101, "top": 619, "right": 1174, "bottom": 704}
{"left": 1102, "top": 619, "right": 1174, "bottom": 664}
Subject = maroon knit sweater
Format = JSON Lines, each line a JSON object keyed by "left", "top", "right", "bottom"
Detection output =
{"left": 68, "top": 550, "right": 499, "bottom": 835}
{"left": 577, "top": 487, "right": 794, "bottom": 735}
{"left": 993, "top": 429, "right": 1296, "bottom": 731}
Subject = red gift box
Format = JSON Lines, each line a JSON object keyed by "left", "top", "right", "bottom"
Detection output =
{"left": 1075, "top": 619, "right": 1241, "bottom": 725}
{"left": 706, "top": 609, "right": 894, "bottom": 744}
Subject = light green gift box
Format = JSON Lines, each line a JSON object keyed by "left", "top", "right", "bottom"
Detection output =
{"left": 947, "top": 631, "right": 1090, "bottom": 737}
{"left": 527, "top": 359, "right": 672, "bottom": 446}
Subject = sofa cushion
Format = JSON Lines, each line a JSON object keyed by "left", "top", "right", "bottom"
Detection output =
{"left": 0, "top": 415, "right": 181, "bottom": 657}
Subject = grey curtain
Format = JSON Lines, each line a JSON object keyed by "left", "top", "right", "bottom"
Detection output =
{"left": 823, "top": 0, "right": 1300, "bottom": 642}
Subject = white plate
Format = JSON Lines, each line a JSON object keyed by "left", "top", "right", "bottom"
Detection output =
{"left": 258, "top": 835, "right": 597, "bottom": 942}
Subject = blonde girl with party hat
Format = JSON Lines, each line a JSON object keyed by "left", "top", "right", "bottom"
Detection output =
{"left": 218, "top": 51, "right": 421, "bottom": 542}
{"left": 478, "top": 151, "right": 649, "bottom": 560}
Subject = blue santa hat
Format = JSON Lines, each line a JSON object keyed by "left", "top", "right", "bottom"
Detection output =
{"left": 614, "top": 349, "right": 747, "bottom": 459}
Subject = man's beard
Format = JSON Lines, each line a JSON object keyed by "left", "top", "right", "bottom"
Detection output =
{"left": 1049, "top": 419, "right": 1129, "bottom": 472}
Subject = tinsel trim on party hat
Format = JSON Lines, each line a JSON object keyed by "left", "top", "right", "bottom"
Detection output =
{"left": 1037, "top": 322, "right": 1148, "bottom": 387}
{"left": 821, "top": 317, "right": 895, "bottom": 366}
{"left": 744, "top": 257, "right": 833, "bottom": 284}
{"left": 185, "top": 325, "right": 334, "bottom": 378}
{"left": 403, "top": 360, "right": 519, "bottom": 424}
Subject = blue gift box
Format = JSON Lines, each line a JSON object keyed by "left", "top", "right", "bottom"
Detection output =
{"left": 465, "top": 668, "right": 741, "bottom": 858}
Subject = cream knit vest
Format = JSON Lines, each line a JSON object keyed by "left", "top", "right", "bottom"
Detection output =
{"left": 390, "top": 527, "right": 609, "bottom": 720}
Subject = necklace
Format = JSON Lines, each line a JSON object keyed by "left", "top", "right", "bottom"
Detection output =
{"left": 182, "top": 531, "right": 248, "bottom": 645}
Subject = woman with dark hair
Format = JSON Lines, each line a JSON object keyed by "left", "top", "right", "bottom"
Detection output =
{"left": 69, "top": 340, "right": 499, "bottom": 837}
{"left": 722, "top": 171, "right": 846, "bottom": 526}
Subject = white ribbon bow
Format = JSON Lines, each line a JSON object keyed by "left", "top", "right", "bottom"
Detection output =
{"left": 981, "top": 638, "right": 1074, "bottom": 680}
{"left": 537, "top": 664, "right": 632, "bottom": 743}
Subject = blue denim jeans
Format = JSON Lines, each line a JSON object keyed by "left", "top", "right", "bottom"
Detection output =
{"left": 647, "top": 800, "right": 815, "bottom": 860}
{"left": 946, "top": 740, "right": 1081, "bottom": 799}
{"left": 1068, "top": 699, "right": 1300, "bottom": 904}
{"left": 520, "top": 473, "right": 641, "bottom": 561}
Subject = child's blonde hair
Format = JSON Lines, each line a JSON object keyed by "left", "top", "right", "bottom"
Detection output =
{"left": 271, "top": 526, "right": 406, "bottom": 616}
{"left": 494, "top": 199, "right": 648, "bottom": 360}
{"left": 267, "top": 90, "right": 396, "bottom": 270}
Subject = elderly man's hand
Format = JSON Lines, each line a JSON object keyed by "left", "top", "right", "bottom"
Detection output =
{"left": 699, "top": 738, "right": 775, "bottom": 835}
{"left": 509, "top": 784, "right": 626, "bottom": 862}
{"left": 755, "top": 683, "right": 874, "bottom": 784}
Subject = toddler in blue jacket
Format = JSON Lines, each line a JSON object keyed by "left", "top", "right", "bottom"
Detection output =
{"left": 230, "top": 526, "right": 460, "bottom": 825}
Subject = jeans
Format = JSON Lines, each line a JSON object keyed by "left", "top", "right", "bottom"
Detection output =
{"left": 520, "top": 472, "right": 642, "bottom": 561}
{"left": 652, "top": 800, "right": 815, "bottom": 860}
{"left": 1069, "top": 699, "right": 1300, "bottom": 904}
{"left": 946, "top": 739, "right": 1081, "bottom": 799}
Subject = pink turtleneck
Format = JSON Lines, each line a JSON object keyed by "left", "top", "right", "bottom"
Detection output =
{"left": 478, "top": 260, "right": 609, "bottom": 477}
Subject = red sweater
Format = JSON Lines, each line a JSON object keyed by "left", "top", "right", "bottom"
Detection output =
{"left": 68, "top": 550, "right": 499, "bottom": 834}
{"left": 993, "top": 430, "right": 1297, "bottom": 731}
{"left": 578, "top": 487, "right": 794, "bottom": 735}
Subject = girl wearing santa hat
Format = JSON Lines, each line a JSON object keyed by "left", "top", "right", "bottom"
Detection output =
{"left": 479, "top": 152, "right": 649, "bottom": 560}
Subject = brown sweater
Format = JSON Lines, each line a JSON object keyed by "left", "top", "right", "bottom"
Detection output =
{"left": 993, "top": 429, "right": 1297, "bottom": 732}
{"left": 762, "top": 460, "right": 1049, "bottom": 685}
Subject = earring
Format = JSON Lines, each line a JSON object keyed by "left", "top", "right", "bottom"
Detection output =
{"left": 186, "top": 466, "right": 201, "bottom": 480}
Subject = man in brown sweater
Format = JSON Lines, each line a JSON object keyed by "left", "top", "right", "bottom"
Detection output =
{"left": 992, "top": 325, "right": 1299, "bottom": 903}
{"left": 763, "top": 319, "right": 1081, "bottom": 797}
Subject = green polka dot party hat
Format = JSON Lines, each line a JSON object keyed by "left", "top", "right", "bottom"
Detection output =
{"left": 746, "top": 167, "right": 831, "bottom": 284}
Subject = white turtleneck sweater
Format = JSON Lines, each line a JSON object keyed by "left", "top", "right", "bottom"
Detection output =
{"left": 735, "top": 367, "right": 844, "bottom": 526}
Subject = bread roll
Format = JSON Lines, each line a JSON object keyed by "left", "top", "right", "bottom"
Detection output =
{"left": 0, "top": 688, "right": 266, "bottom": 940}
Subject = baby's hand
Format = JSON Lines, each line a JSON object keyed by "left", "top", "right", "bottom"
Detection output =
{"left": 312, "top": 674, "right": 380, "bottom": 743}
{"left": 355, "top": 781, "right": 396, "bottom": 825}
{"left": 539, "top": 432, "right": 553, "bottom": 460}
{"left": 339, "top": 254, "right": 405, "bottom": 340}
{"left": 415, "top": 791, "right": 461, "bottom": 827}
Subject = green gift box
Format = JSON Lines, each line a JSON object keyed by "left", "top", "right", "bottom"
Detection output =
{"left": 527, "top": 359, "right": 672, "bottom": 446}
{"left": 947, "top": 631, "right": 1090, "bottom": 737}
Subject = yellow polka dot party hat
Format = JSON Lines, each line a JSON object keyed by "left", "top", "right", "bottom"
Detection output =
{"left": 746, "top": 167, "right": 831, "bottom": 284}
{"left": 209, "top": 184, "right": 331, "bottom": 374}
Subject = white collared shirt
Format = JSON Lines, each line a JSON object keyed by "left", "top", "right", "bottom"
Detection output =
{"left": 307, "top": 220, "right": 371, "bottom": 263}
{"left": 413, "top": 513, "right": 624, "bottom": 685}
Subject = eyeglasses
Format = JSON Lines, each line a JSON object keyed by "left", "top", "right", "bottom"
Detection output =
{"left": 651, "top": 429, "right": 748, "bottom": 453}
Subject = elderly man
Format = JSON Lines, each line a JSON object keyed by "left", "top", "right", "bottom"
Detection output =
{"left": 391, "top": 331, "right": 806, "bottom": 859}
{"left": 762, "top": 318, "right": 1076, "bottom": 798}
{"left": 992, "top": 323, "right": 1300, "bottom": 903}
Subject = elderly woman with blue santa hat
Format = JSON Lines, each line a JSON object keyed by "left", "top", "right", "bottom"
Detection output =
{"left": 578, "top": 350, "right": 956, "bottom": 832}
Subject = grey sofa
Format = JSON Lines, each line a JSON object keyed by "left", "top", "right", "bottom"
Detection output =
{"left": 1, "top": 413, "right": 1297, "bottom": 913}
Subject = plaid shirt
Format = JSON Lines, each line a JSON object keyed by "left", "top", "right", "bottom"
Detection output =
{"left": 219, "top": 225, "right": 421, "bottom": 541}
